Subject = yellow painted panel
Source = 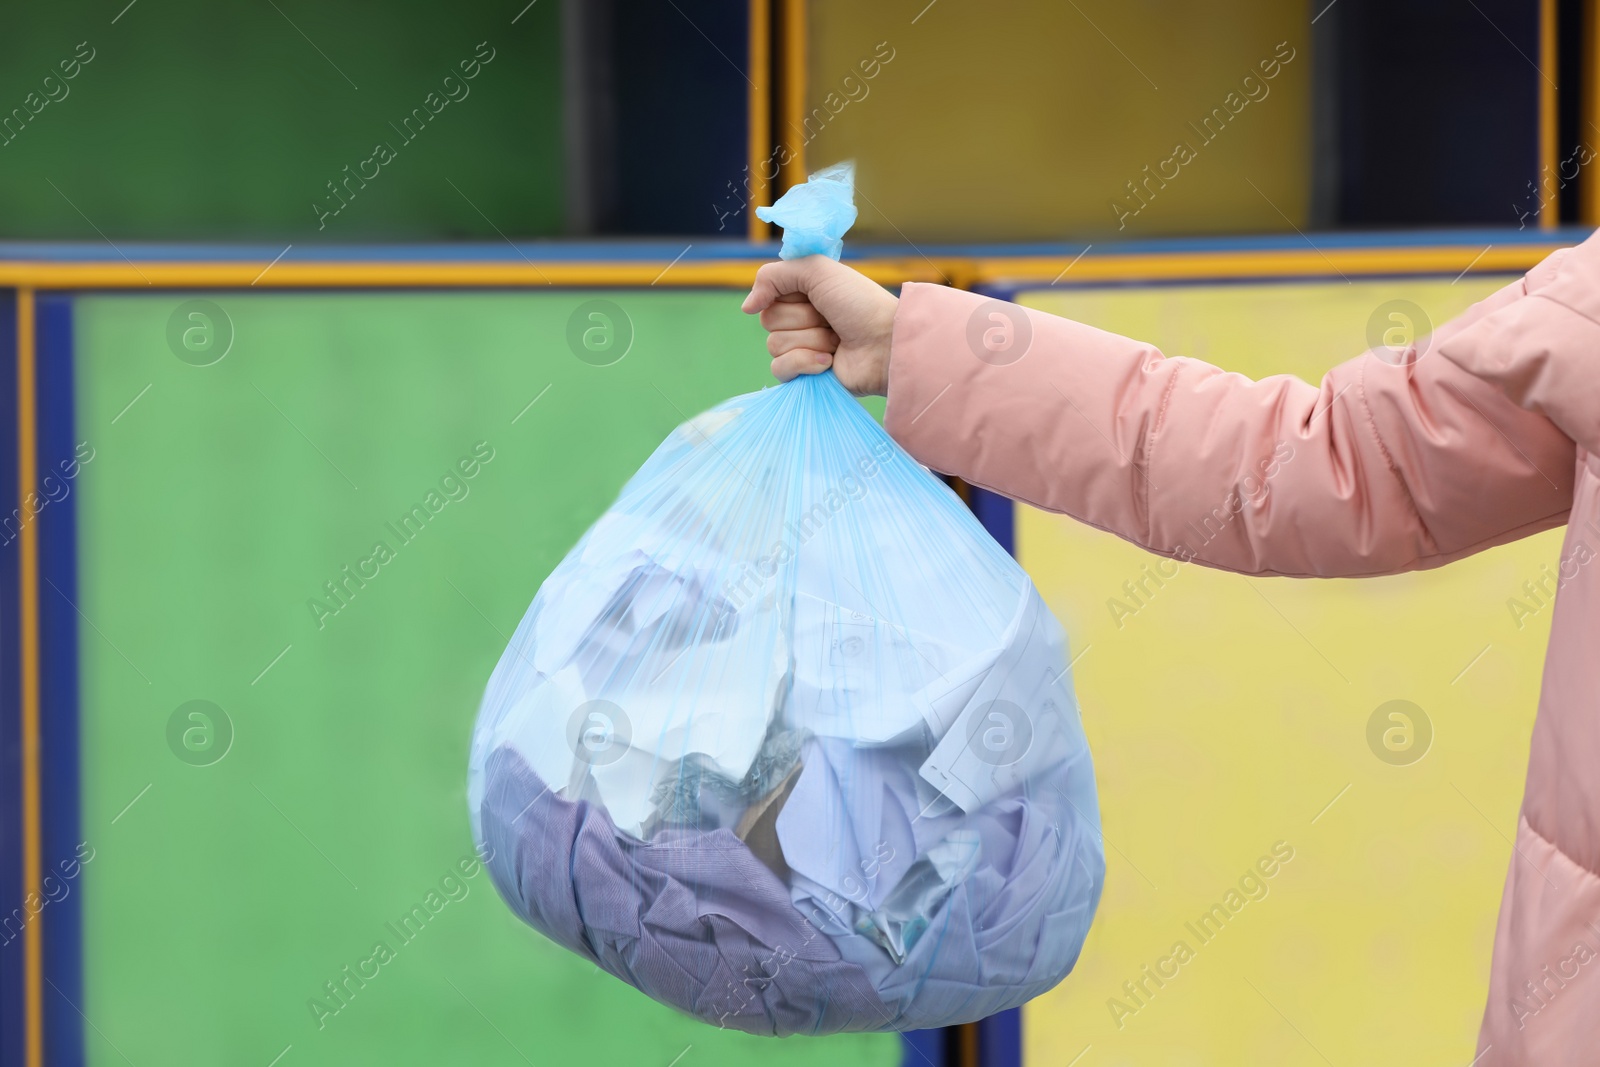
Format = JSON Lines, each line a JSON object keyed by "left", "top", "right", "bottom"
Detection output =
{"left": 804, "top": 1, "right": 1311, "bottom": 241}
{"left": 1014, "top": 279, "right": 1559, "bottom": 1065}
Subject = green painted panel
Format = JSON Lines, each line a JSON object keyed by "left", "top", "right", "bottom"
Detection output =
{"left": 73, "top": 290, "right": 897, "bottom": 1066}
{"left": 0, "top": 3, "right": 562, "bottom": 238}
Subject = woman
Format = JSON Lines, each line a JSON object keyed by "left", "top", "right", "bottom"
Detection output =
{"left": 743, "top": 236, "right": 1600, "bottom": 1065}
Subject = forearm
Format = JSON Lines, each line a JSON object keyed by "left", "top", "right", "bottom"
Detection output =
{"left": 883, "top": 282, "right": 1574, "bottom": 578}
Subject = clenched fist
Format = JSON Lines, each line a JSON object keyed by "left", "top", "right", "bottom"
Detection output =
{"left": 741, "top": 256, "right": 898, "bottom": 397}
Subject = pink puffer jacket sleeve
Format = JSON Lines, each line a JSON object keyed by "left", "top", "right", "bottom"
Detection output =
{"left": 883, "top": 271, "right": 1576, "bottom": 578}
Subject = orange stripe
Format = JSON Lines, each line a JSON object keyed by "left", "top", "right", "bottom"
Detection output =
{"left": 0, "top": 244, "right": 1566, "bottom": 293}
{"left": 969, "top": 244, "right": 1564, "bottom": 287}
{"left": 748, "top": 0, "right": 772, "bottom": 240}
{"left": 778, "top": 0, "right": 807, "bottom": 191}
{"left": 17, "top": 286, "right": 43, "bottom": 1067}
{"left": 956, "top": 1021, "right": 979, "bottom": 1066}
{"left": 1541, "top": 0, "right": 1559, "bottom": 230}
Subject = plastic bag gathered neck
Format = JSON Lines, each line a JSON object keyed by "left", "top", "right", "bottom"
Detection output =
{"left": 755, "top": 160, "right": 858, "bottom": 261}
{"left": 468, "top": 164, "right": 1104, "bottom": 1035}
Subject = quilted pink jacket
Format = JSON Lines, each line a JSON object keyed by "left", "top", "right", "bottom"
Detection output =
{"left": 882, "top": 234, "right": 1600, "bottom": 1064}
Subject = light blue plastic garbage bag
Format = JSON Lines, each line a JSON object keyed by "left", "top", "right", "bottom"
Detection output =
{"left": 468, "top": 163, "right": 1104, "bottom": 1036}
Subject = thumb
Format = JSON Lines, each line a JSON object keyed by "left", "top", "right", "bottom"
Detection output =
{"left": 741, "top": 256, "right": 834, "bottom": 314}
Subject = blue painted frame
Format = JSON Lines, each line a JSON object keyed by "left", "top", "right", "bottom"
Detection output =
{"left": 0, "top": 288, "right": 24, "bottom": 1067}
{"left": 35, "top": 293, "right": 82, "bottom": 1066}
{"left": 900, "top": 1028, "right": 945, "bottom": 1067}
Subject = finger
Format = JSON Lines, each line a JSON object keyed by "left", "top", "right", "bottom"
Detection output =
{"left": 766, "top": 326, "right": 839, "bottom": 358}
{"left": 741, "top": 256, "right": 837, "bottom": 314}
{"left": 759, "top": 298, "right": 828, "bottom": 332}
{"left": 769, "top": 349, "right": 833, "bottom": 382}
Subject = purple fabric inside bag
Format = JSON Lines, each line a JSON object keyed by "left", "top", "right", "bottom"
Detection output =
{"left": 479, "top": 747, "right": 895, "bottom": 1035}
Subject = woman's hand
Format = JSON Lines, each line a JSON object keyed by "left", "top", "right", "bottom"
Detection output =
{"left": 741, "top": 256, "right": 898, "bottom": 397}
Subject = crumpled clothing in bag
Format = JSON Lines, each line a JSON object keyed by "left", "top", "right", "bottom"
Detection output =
{"left": 479, "top": 747, "right": 895, "bottom": 1035}
{"left": 467, "top": 162, "right": 1105, "bottom": 1035}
